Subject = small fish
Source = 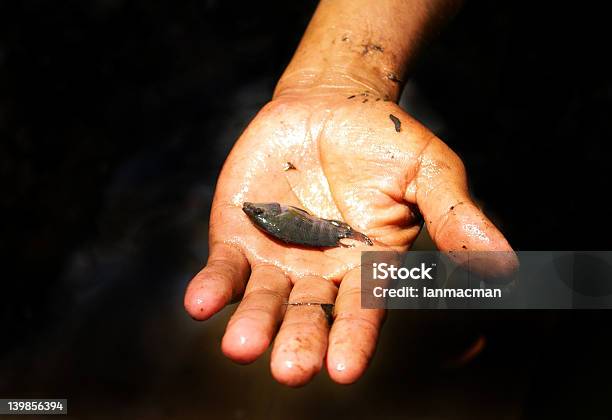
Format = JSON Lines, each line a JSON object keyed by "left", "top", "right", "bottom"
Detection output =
{"left": 242, "top": 202, "right": 373, "bottom": 248}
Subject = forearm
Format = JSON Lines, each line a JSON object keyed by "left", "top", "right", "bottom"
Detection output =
{"left": 274, "top": 0, "right": 462, "bottom": 102}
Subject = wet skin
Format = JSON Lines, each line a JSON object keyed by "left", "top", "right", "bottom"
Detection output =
{"left": 183, "top": 93, "right": 515, "bottom": 386}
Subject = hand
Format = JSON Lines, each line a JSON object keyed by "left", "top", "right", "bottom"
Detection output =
{"left": 184, "top": 90, "right": 514, "bottom": 386}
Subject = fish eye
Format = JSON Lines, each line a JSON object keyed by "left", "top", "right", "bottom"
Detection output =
{"left": 254, "top": 208, "right": 264, "bottom": 215}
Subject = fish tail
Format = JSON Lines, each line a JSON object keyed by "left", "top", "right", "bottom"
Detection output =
{"left": 348, "top": 230, "right": 373, "bottom": 246}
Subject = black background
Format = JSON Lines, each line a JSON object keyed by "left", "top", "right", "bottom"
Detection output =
{"left": 1, "top": 1, "right": 611, "bottom": 419}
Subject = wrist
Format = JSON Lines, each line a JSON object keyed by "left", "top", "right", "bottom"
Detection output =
{"left": 272, "top": 0, "right": 462, "bottom": 104}
{"left": 273, "top": 19, "right": 409, "bottom": 102}
{"left": 274, "top": 64, "right": 403, "bottom": 103}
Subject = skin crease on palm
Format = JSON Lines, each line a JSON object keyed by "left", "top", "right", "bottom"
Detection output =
{"left": 184, "top": 0, "right": 516, "bottom": 387}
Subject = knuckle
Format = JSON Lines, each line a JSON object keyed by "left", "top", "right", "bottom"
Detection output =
{"left": 229, "top": 306, "right": 276, "bottom": 326}
{"left": 244, "top": 287, "right": 286, "bottom": 302}
{"left": 333, "top": 312, "right": 382, "bottom": 335}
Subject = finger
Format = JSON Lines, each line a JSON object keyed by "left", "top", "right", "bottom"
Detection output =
{"left": 270, "top": 276, "right": 337, "bottom": 387}
{"left": 222, "top": 265, "right": 291, "bottom": 364}
{"left": 411, "top": 138, "right": 518, "bottom": 275}
{"left": 327, "top": 268, "right": 385, "bottom": 384}
{"left": 184, "top": 243, "right": 250, "bottom": 321}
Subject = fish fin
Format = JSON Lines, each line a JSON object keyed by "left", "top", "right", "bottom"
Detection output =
{"left": 287, "top": 205, "right": 311, "bottom": 216}
{"left": 338, "top": 238, "right": 358, "bottom": 248}
{"left": 327, "top": 219, "right": 351, "bottom": 229}
{"left": 347, "top": 230, "right": 374, "bottom": 246}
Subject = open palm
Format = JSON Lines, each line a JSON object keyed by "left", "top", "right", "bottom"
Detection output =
{"left": 184, "top": 93, "right": 513, "bottom": 386}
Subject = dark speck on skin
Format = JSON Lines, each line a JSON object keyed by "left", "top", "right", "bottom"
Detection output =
{"left": 283, "top": 162, "right": 296, "bottom": 171}
{"left": 362, "top": 98, "right": 368, "bottom": 103}
{"left": 347, "top": 95, "right": 356, "bottom": 99}
{"left": 387, "top": 73, "right": 403, "bottom": 83}
{"left": 462, "top": 245, "right": 467, "bottom": 249}
{"left": 389, "top": 114, "right": 401, "bottom": 132}
{"left": 362, "top": 43, "right": 384, "bottom": 54}
{"left": 450, "top": 206, "right": 454, "bottom": 210}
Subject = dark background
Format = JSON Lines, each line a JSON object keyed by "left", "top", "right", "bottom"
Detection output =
{"left": 1, "top": 1, "right": 611, "bottom": 419}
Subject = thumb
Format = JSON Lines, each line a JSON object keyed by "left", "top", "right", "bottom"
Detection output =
{"left": 411, "top": 137, "right": 518, "bottom": 276}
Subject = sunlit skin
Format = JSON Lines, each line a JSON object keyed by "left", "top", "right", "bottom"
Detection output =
{"left": 184, "top": 0, "right": 514, "bottom": 386}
